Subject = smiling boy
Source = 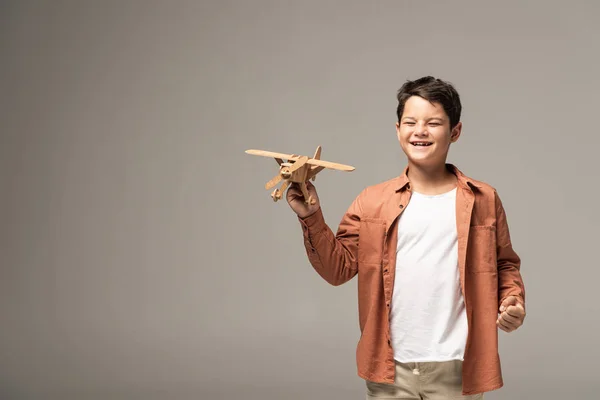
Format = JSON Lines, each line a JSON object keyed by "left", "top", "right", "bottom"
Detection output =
{"left": 285, "top": 76, "right": 526, "bottom": 399}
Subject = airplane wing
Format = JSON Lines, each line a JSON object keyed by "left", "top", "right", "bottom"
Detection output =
{"left": 245, "top": 149, "right": 298, "bottom": 160}
{"left": 246, "top": 149, "right": 354, "bottom": 171}
{"left": 306, "top": 158, "right": 355, "bottom": 171}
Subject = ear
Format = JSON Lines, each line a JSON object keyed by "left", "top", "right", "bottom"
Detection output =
{"left": 450, "top": 121, "right": 462, "bottom": 143}
{"left": 395, "top": 121, "right": 401, "bottom": 141}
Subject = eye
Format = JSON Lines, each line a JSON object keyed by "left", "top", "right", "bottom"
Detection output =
{"left": 404, "top": 121, "right": 415, "bottom": 126}
{"left": 429, "top": 122, "right": 441, "bottom": 126}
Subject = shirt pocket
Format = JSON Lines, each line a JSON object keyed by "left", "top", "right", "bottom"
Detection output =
{"left": 467, "top": 225, "right": 497, "bottom": 273}
{"left": 357, "top": 218, "right": 387, "bottom": 266}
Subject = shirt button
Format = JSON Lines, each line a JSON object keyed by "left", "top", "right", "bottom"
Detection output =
{"left": 399, "top": 204, "right": 404, "bottom": 209}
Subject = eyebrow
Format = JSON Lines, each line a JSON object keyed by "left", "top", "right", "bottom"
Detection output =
{"left": 401, "top": 117, "right": 445, "bottom": 121}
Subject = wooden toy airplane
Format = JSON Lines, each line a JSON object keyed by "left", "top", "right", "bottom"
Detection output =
{"left": 245, "top": 145, "right": 355, "bottom": 204}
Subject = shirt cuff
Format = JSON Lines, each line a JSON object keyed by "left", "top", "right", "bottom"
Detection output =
{"left": 298, "top": 207, "right": 327, "bottom": 232}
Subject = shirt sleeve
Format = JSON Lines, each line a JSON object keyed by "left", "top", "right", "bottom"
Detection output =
{"left": 297, "top": 191, "right": 364, "bottom": 286}
{"left": 495, "top": 190, "right": 526, "bottom": 308}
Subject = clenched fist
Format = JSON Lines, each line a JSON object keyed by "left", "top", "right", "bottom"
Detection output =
{"left": 286, "top": 181, "right": 321, "bottom": 219}
{"left": 497, "top": 296, "right": 526, "bottom": 333}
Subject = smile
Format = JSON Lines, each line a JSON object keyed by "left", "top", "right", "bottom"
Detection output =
{"left": 410, "top": 142, "right": 433, "bottom": 146}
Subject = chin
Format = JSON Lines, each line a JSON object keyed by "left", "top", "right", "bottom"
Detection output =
{"left": 407, "top": 154, "right": 441, "bottom": 167}
{"left": 407, "top": 151, "right": 434, "bottom": 161}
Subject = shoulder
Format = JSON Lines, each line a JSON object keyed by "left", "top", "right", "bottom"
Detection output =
{"left": 472, "top": 179, "right": 496, "bottom": 195}
{"left": 364, "top": 175, "right": 401, "bottom": 194}
{"left": 357, "top": 175, "right": 401, "bottom": 199}
{"left": 459, "top": 169, "right": 498, "bottom": 196}
{"left": 347, "top": 175, "right": 402, "bottom": 215}
{"left": 459, "top": 170, "right": 507, "bottom": 212}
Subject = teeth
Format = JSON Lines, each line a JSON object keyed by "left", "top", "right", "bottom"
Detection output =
{"left": 412, "top": 142, "right": 431, "bottom": 146}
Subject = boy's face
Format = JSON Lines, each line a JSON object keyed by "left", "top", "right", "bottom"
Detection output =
{"left": 396, "top": 95, "right": 462, "bottom": 169}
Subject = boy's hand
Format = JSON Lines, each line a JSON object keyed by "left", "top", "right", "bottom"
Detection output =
{"left": 286, "top": 181, "right": 321, "bottom": 219}
{"left": 496, "top": 296, "right": 526, "bottom": 332}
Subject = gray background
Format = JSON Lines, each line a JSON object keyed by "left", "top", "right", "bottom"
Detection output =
{"left": 1, "top": 1, "right": 598, "bottom": 399}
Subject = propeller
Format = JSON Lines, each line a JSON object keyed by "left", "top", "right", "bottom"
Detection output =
{"left": 265, "top": 174, "right": 282, "bottom": 189}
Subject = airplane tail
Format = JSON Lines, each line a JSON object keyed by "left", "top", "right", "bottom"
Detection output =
{"left": 310, "top": 145, "right": 323, "bottom": 181}
{"left": 313, "top": 145, "right": 321, "bottom": 160}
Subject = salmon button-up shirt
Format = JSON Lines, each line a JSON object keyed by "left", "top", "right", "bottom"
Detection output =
{"left": 297, "top": 164, "right": 525, "bottom": 395}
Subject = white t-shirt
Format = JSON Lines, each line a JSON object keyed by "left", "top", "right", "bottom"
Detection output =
{"left": 389, "top": 187, "right": 468, "bottom": 362}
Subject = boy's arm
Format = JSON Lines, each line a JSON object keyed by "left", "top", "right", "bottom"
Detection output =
{"left": 495, "top": 190, "right": 525, "bottom": 308}
{"left": 297, "top": 193, "right": 363, "bottom": 286}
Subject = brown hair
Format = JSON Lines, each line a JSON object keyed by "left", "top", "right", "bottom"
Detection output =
{"left": 396, "top": 76, "right": 462, "bottom": 128}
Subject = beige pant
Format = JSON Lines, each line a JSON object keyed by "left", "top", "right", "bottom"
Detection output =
{"left": 365, "top": 360, "right": 484, "bottom": 400}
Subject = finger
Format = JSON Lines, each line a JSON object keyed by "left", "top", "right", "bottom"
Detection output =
{"left": 502, "top": 320, "right": 518, "bottom": 331}
{"left": 497, "top": 317, "right": 513, "bottom": 332}
{"left": 286, "top": 190, "right": 305, "bottom": 203}
{"left": 286, "top": 183, "right": 302, "bottom": 196}
{"left": 305, "top": 180, "right": 318, "bottom": 193}
{"left": 500, "top": 313, "right": 521, "bottom": 330}
{"left": 497, "top": 312, "right": 515, "bottom": 327}
{"left": 496, "top": 319, "right": 510, "bottom": 332}
{"left": 499, "top": 312, "right": 520, "bottom": 325}
{"left": 499, "top": 296, "right": 518, "bottom": 312}
{"left": 505, "top": 305, "right": 525, "bottom": 319}
{"left": 286, "top": 190, "right": 301, "bottom": 200}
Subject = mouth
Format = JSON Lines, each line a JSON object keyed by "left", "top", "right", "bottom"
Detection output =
{"left": 410, "top": 141, "right": 433, "bottom": 147}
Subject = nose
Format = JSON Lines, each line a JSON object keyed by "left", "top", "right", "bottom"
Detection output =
{"left": 413, "top": 122, "right": 428, "bottom": 136}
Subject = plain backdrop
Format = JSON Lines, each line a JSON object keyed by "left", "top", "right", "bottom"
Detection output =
{"left": 1, "top": 1, "right": 599, "bottom": 399}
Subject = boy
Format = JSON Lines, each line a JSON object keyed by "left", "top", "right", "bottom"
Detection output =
{"left": 285, "top": 76, "right": 526, "bottom": 399}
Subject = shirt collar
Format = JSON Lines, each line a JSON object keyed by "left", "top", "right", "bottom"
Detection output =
{"left": 394, "top": 163, "right": 481, "bottom": 192}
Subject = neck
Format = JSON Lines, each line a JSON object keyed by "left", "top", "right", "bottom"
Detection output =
{"left": 406, "top": 162, "right": 457, "bottom": 194}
